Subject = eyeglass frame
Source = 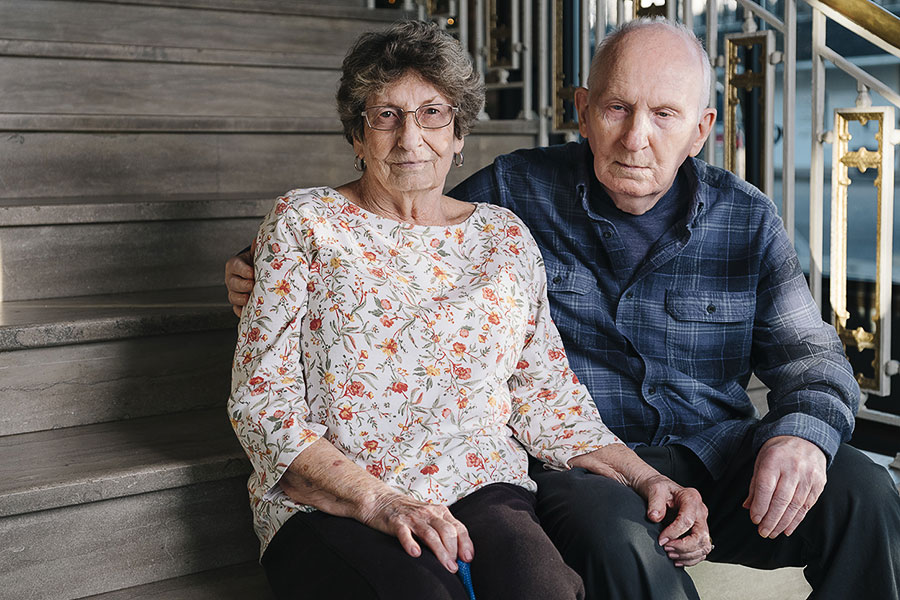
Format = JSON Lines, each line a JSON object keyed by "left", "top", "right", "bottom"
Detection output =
{"left": 360, "top": 103, "right": 460, "bottom": 131}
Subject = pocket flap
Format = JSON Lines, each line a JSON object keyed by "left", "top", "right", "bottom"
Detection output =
{"left": 665, "top": 290, "right": 755, "bottom": 322}
{"left": 545, "top": 261, "right": 593, "bottom": 295}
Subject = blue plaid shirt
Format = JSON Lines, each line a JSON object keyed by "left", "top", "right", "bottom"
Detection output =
{"left": 451, "top": 141, "right": 859, "bottom": 478}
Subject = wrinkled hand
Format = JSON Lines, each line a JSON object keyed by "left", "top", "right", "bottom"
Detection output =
{"left": 225, "top": 243, "right": 255, "bottom": 317}
{"left": 636, "top": 474, "right": 713, "bottom": 566}
{"left": 359, "top": 491, "right": 474, "bottom": 572}
{"left": 744, "top": 435, "right": 826, "bottom": 538}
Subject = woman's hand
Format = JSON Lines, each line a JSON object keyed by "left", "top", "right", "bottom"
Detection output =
{"left": 569, "top": 444, "right": 713, "bottom": 567}
{"left": 279, "top": 438, "right": 473, "bottom": 573}
{"left": 359, "top": 490, "right": 475, "bottom": 573}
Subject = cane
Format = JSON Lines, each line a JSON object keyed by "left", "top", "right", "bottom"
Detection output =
{"left": 457, "top": 559, "right": 476, "bottom": 600}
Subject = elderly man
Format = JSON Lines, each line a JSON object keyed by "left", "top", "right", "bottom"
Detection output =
{"left": 226, "top": 19, "right": 900, "bottom": 599}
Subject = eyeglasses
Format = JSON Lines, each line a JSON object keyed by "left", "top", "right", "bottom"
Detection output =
{"left": 361, "top": 103, "right": 459, "bottom": 131}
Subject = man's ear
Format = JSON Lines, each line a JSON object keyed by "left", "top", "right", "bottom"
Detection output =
{"left": 574, "top": 87, "right": 592, "bottom": 139}
{"left": 690, "top": 108, "right": 717, "bottom": 156}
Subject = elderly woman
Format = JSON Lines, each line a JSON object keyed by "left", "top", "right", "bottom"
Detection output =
{"left": 229, "top": 21, "right": 706, "bottom": 600}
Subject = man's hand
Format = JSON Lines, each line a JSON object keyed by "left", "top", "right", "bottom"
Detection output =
{"left": 638, "top": 474, "right": 713, "bottom": 566}
{"left": 225, "top": 243, "right": 256, "bottom": 317}
{"left": 743, "top": 435, "right": 826, "bottom": 538}
{"left": 570, "top": 444, "right": 713, "bottom": 567}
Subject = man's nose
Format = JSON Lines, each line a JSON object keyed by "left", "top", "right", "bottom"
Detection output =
{"left": 621, "top": 112, "right": 650, "bottom": 151}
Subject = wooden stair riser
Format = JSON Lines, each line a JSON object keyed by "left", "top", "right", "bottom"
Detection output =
{"left": 0, "top": 329, "right": 236, "bottom": 436}
{"left": 0, "top": 477, "right": 258, "bottom": 600}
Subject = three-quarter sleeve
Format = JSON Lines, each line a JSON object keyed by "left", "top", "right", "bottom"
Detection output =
{"left": 506, "top": 225, "right": 622, "bottom": 469}
{"left": 228, "top": 197, "right": 327, "bottom": 499}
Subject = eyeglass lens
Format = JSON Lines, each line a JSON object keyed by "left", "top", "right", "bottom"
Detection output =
{"left": 365, "top": 104, "right": 455, "bottom": 130}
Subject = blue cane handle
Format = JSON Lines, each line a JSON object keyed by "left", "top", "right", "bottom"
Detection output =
{"left": 457, "top": 559, "right": 476, "bottom": 600}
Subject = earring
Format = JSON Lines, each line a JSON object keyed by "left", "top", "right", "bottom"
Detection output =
{"left": 453, "top": 152, "right": 464, "bottom": 168}
{"left": 354, "top": 156, "right": 366, "bottom": 172}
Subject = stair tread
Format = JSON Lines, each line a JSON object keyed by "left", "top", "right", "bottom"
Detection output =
{"left": 0, "top": 286, "right": 236, "bottom": 350}
{"left": 0, "top": 408, "right": 248, "bottom": 517}
{"left": 82, "top": 562, "right": 273, "bottom": 600}
{"left": 75, "top": 0, "right": 406, "bottom": 20}
{"left": 0, "top": 191, "right": 275, "bottom": 226}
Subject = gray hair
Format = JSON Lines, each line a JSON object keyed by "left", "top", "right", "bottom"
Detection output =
{"left": 587, "top": 18, "right": 712, "bottom": 115}
{"left": 336, "top": 20, "right": 485, "bottom": 144}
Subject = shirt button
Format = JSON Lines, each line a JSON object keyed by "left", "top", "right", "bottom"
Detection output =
{"left": 552, "top": 275, "right": 562, "bottom": 284}
{"left": 625, "top": 292, "right": 634, "bottom": 299}
{"left": 648, "top": 386, "right": 657, "bottom": 395}
{"left": 603, "top": 231, "right": 612, "bottom": 239}
{"left": 707, "top": 304, "right": 717, "bottom": 313}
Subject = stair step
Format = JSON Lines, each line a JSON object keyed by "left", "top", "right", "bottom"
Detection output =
{"left": 81, "top": 563, "right": 273, "bottom": 600}
{"left": 0, "top": 193, "right": 273, "bottom": 226}
{"left": 0, "top": 287, "right": 234, "bottom": 350}
{"left": 0, "top": 408, "right": 247, "bottom": 517}
{"left": 0, "top": 409, "right": 259, "bottom": 599}
{"left": 0, "top": 0, "right": 402, "bottom": 59}
{"left": 0, "top": 288, "right": 237, "bottom": 435}
{"left": 0, "top": 56, "right": 340, "bottom": 118}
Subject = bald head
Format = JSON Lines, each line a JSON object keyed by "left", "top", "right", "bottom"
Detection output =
{"left": 587, "top": 19, "right": 712, "bottom": 116}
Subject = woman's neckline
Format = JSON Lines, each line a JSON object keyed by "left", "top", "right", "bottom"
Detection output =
{"left": 327, "top": 185, "right": 479, "bottom": 229}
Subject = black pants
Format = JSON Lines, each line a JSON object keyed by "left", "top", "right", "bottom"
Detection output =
{"left": 261, "top": 482, "right": 584, "bottom": 600}
{"left": 531, "top": 439, "right": 900, "bottom": 600}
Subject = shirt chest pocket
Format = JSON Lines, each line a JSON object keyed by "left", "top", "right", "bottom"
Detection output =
{"left": 544, "top": 259, "right": 599, "bottom": 349}
{"left": 664, "top": 290, "right": 755, "bottom": 385}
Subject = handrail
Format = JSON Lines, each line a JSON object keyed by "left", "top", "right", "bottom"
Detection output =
{"left": 813, "top": 0, "right": 900, "bottom": 51}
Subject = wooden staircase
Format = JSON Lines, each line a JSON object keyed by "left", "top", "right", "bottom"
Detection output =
{"left": 0, "top": 1, "right": 538, "bottom": 597}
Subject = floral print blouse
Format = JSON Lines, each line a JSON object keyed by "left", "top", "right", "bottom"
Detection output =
{"left": 229, "top": 187, "right": 621, "bottom": 555}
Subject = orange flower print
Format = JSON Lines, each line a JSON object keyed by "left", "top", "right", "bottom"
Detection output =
{"left": 488, "top": 312, "right": 500, "bottom": 325}
{"left": 273, "top": 410, "right": 285, "bottom": 418}
{"left": 309, "top": 318, "right": 322, "bottom": 331}
{"left": 459, "top": 328, "right": 469, "bottom": 338}
{"left": 271, "top": 243, "right": 281, "bottom": 253}
{"left": 537, "top": 390, "right": 558, "bottom": 401}
{"left": 441, "top": 408, "right": 452, "bottom": 418}
{"left": 466, "top": 453, "right": 483, "bottom": 468}
{"left": 516, "top": 360, "right": 529, "bottom": 370}
{"left": 482, "top": 288, "right": 496, "bottom": 301}
{"left": 567, "top": 405, "right": 583, "bottom": 415}
{"left": 455, "top": 229, "right": 465, "bottom": 244}
{"left": 572, "top": 373, "right": 580, "bottom": 384}
{"left": 338, "top": 406, "right": 354, "bottom": 420}
{"left": 370, "top": 267, "right": 385, "bottom": 278}
{"left": 452, "top": 342, "right": 466, "bottom": 356}
{"left": 454, "top": 366, "right": 471, "bottom": 380}
{"left": 367, "top": 463, "right": 383, "bottom": 477}
{"left": 390, "top": 382, "right": 408, "bottom": 394}
{"left": 275, "top": 201, "right": 288, "bottom": 215}
{"left": 271, "top": 258, "right": 284, "bottom": 270}
{"left": 507, "top": 225, "right": 521, "bottom": 237}
{"left": 307, "top": 281, "right": 316, "bottom": 292}
{"left": 363, "top": 439, "right": 379, "bottom": 453}
{"left": 457, "top": 397, "right": 469, "bottom": 409}
{"left": 381, "top": 338, "right": 398, "bottom": 356}
{"left": 380, "top": 299, "right": 392, "bottom": 310}
{"left": 420, "top": 464, "right": 439, "bottom": 475}
{"left": 430, "top": 238, "right": 441, "bottom": 248}
{"left": 272, "top": 280, "right": 291, "bottom": 297}
{"left": 380, "top": 315, "right": 395, "bottom": 327}
{"left": 248, "top": 327, "right": 261, "bottom": 342}
{"left": 561, "top": 429, "right": 574, "bottom": 439}
{"left": 363, "top": 251, "right": 376, "bottom": 261}
{"left": 433, "top": 266, "right": 448, "bottom": 280}
{"left": 346, "top": 381, "right": 366, "bottom": 397}
{"left": 508, "top": 243, "right": 520, "bottom": 255}
{"left": 421, "top": 440, "right": 438, "bottom": 454}
{"left": 548, "top": 348, "right": 565, "bottom": 361}
{"left": 249, "top": 376, "right": 264, "bottom": 386}
{"left": 283, "top": 418, "right": 294, "bottom": 428}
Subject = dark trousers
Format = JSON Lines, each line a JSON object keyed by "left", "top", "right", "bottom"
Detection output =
{"left": 261, "top": 482, "right": 584, "bottom": 600}
{"left": 531, "top": 439, "right": 900, "bottom": 600}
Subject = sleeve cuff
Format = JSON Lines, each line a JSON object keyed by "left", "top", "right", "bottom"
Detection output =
{"left": 258, "top": 422, "right": 329, "bottom": 502}
{"left": 752, "top": 413, "right": 842, "bottom": 466}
